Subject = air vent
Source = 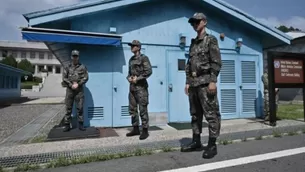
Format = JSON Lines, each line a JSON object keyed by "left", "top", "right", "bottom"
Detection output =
{"left": 88, "top": 107, "right": 104, "bottom": 119}
{"left": 121, "top": 106, "right": 129, "bottom": 117}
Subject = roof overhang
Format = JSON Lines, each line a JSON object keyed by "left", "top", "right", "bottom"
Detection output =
{"left": 21, "top": 27, "right": 122, "bottom": 46}
{"left": 21, "top": 27, "right": 122, "bottom": 67}
{"left": 23, "top": 0, "right": 149, "bottom": 26}
{"left": 0, "top": 63, "right": 31, "bottom": 75}
{"left": 22, "top": 0, "right": 291, "bottom": 46}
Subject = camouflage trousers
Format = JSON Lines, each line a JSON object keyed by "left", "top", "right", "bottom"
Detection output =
{"left": 64, "top": 88, "right": 84, "bottom": 125}
{"left": 264, "top": 91, "right": 279, "bottom": 120}
{"left": 129, "top": 86, "right": 149, "bottom": 128}
{"left": 188, "top": 84, "right": 221, "bottom": 138}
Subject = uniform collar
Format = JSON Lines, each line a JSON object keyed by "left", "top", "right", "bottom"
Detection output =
{"left": 196, "top": 32, "right": 208, "bottom": 41}
{"left": 70, "top": 62, "right": 81, "bottom": 67}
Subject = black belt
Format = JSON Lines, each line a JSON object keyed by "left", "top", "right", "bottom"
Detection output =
{"left": 191, "top": 70, "right": 209, "bottom": 77}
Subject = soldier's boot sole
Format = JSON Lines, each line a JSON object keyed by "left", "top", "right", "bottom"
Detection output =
{"left": 79, "top": 127, "right": 86, "bottom": 131}
{"left": 63, "top": 127, "right": 70, "bottom": 132}
{"left": 126, "top": 127, "right": 140, "bottom": 137}
{"left": 139, "top": 128, "right": 149, "bottom": 140}
{"left": 180, "top": 143, "right": 203, "bottom": 152}
{"left": 202, "top": 146, "right": 217, "bottom": 159}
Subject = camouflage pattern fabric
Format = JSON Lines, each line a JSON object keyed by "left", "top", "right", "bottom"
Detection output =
{"left": 62, "top": 63, "right": 89, "bottom": 124}
{"left": 127, "top": 54, "right": 152, "bottom": 128}
{"left": 189, "top": 85, "right": 221, "bottom": 138}
{"left": 129, "top": 87, "right": 149, "bottom": 128}
{"left": 262, "top": 72, "right": 279, "bottom": 120}
{"left": 186, "top": 33, "right": 222, "bottom": 138}
{"left": 185, "top": 34, "right": 222, "bottom": 87}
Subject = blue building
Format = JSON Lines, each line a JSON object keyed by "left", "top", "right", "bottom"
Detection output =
{"left": 21, "top": 0, "right": 292, "bottom": 127}
{"left": 0, "top": 63, "right": 31, "bottom": 100}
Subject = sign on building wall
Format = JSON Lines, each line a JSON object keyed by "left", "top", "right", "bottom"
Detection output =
{"left": 273, "top": 59, "right": 304, "bottom": 84}
{"left": 267, "top": 51, "right": 305, "bottom": 127}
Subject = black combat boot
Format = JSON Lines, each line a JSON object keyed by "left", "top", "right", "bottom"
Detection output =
{"left": 139, "top": 128, "right": 149, "bottom": 140}
{"left": 202, "top": 137, "right": 217, "bottom": 159}
{"left": 180, "top": 134, "right": 203, "bottom": 152}
{"left": 79, "top": 122, "right": 86, "bottom": 131}
{"left": 63, "top": 124, "right": 70, "bottom": 132}
{"left": 126, "top": 126, "right": 140, "bottom": 137}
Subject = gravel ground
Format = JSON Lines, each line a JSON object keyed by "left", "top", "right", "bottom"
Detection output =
{"left": 30, "top": 107, "right": 65, "bottom": 142}
{"left": 0, "top": 105, "right": 54, "bottom": 143}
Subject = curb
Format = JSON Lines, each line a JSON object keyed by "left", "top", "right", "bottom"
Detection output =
{"left": 0, "top": 124, "right": 305, "bottom": 169}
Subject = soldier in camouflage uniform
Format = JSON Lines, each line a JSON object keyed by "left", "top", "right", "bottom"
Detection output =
{"left": 125, "top": 40, "right": 153, "bottom": 140}
{"left": 262, "top": 71, "right": 279, "bottom": 121}
{"left": 62, "top": 50, "right": 89, "bottom": 132}
{"left": 180, "top": 13, "right": 222, "bottom": 159}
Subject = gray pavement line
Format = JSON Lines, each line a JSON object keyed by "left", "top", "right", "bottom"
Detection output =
{"left": 0, "top": 105, "right": 62, "bottom": 145}
{"left": 2, "top": 132, "right": 305, "bottom": 172}
{"left": 11, "top": 103, "right": 65, "bottom": 106}
{"left": 31, "top": 105, "right": 65, "bottom": 139}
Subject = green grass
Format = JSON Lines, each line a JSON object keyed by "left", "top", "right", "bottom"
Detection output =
{"left": 21, "top": 81, "right": 39, "bottom": 89}
{"left": 277, "top": 104, "right": 304, "bottom": 120}
{"left": 28, "top": 135, "right": 47, "bottom": 144}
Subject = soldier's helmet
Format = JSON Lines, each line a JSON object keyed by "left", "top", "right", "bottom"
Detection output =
{"left": 188, "top": 12, "right": 207, "bottom": 23}
{"left": 128, "top": 40, "right": 141, "bottom": 47}
{"left": 71, "top": 50, "right": 79, "bottom": 56}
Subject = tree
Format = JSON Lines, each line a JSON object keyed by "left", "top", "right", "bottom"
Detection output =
{"left": 277, "top": 25, "right": 302, "bottom": 33}
{"left": 17, "top": 59, "right": 34, "bottom": 73}
{"left": 0, "top": 55, "right": 18, "bottom": 68}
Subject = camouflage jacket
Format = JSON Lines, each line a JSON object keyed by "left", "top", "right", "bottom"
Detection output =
{"left": 262, "top": 72, "right": 268, "bottom": 91}
{"left": 62, "top": 63, "right": 89, "bottom": 88}
{"left": 262, "top": 72, "right": 280, "bottom": 95}
{"left": 186, "top": 33, "right": 222, "bottom": 87}
{"left": 127, "top": 54, "right": 152, "bottom": 87}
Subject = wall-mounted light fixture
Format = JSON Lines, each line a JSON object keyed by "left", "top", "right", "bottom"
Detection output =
{"left": 179, "top": 33, "right": 187, "bottom": 49}
{"left": 220, "top": 33, "right": 225, "bottom": 41}
{"left": 235, "top": 38, "right": 243, "bottom": 53}
{"left": 109, "top": 27, "right": 117, "bottom": 34}
{"left": 184, "top": 50, "right": 190, "bottom": 59}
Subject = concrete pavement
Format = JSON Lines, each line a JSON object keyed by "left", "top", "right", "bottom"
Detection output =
{"left": 34, "top": 132, "right": 305, "bottom": 172}
{"left": 0, "top": 118, "right": 305, "bottom": 169}
{"left": 0, "top": 119, "right": 304, "bottom": 158}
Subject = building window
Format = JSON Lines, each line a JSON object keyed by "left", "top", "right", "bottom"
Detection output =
{"left": 48, "top": 53, "right": 53, "bottom": 59}
{"left": 39, "top": 52, "right": 44, "bottom": 59}
{"left": 21, "top": 52, "right": 26, "bottom": 58}
{"left": 6, "top": 76, "right": 10, "bottom": 88}
{"left": 0, "top": 74, "right": 4, "bottom": 89}
{"left": 39, "top": 65, "right": 44, "bottom": 72}
{"left": 47, "top": 66, "right": 53, "bottom": 72}
{"left": 14, "top": 76, "right": 18, "bottom": 88}
{"left": 30, "top": 52, "right": 35, "bottom": 59}
{"left": 56, "top": 66, "right": 61, "bottom": 74}
{"left": 178, "top": 59, "right": 186, "bottom": 71}
{"left": 11, "top": 51, "right": 17, "bottom": 58}
{"left": 2, "top": 50, "right": 8, "bottom": 57}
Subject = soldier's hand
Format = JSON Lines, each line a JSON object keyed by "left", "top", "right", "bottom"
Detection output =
{"left": 72, "top": 82, "right": 78, "bottom": 89}
{"left": 128, "top": 77, "right": 133, "bottom": 82}
{"left": 184, "top": 84, "right": 189, "bottom": 95}
{"left": 208, "top": 82, "right": 217, "bottom": 94}
{"left": 132, "top": 76, "right": 137, "bottom": 83}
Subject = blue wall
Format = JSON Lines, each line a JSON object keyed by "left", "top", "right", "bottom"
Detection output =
{"left": 39, "top": 0, "right": 265, "bottom": 126}
{"left": 0, "top": 67, "right": 21, "bottom": 100}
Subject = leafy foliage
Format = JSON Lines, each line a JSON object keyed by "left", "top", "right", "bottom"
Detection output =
{"left": 0, "top": 55, "right": 18, "bottom": 67}
{"left": 17, "top": 59, "right": 34, "bottom": 73}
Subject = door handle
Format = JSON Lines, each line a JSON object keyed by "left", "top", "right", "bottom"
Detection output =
{"left": 114, "top": 86, "right": 117, "bottom": 92}
{"left": 168, "top": 84, "right": 173, "bottom": 92}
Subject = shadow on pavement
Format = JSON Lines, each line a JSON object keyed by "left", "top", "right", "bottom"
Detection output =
{"left": 0, "top": 97, "right": 38, "bottom": 109}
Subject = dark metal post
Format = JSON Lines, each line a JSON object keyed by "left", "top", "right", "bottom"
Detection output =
{"left": 267, "top": 52, "right": 276, "bottom": 126}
